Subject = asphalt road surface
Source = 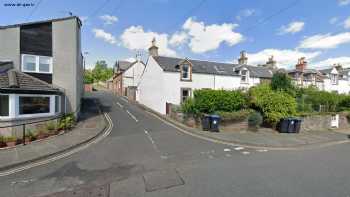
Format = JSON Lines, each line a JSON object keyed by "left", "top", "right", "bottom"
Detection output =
{"left": 1, "top": 91, "right": 350, "bottom": 197}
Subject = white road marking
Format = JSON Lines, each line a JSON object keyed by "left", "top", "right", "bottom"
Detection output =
{"left": 242, "top": 151, "right": 250, "bottom": 155}
{"left": 116, "top": 102, "right": 123, "bottom": 108}
{"left": 208, "top": 155, "right": 214, "bottom": 159}
{"left": 144, "top": 129, "right": 167, "bottom": 159}
{"left": 121, "top": 97, "right": 129, "bottom": 103}
{"left": 256, "top": 149, "right": 268, "bottom": 152}
{"left": 126, "top": 110, "right": 138, "bottom": 122}
{"left": 224, "top": 148, "right": 231, "bottom": 152}
{"left": 0, "top": 112, "right": 114, "bottom": 177}
{"left": 234, "top": 147, "right": 244, "bottom": 151}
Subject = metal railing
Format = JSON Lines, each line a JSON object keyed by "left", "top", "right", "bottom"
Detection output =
{"left": 0, "top": 114, "right": 73, "bottom": 147}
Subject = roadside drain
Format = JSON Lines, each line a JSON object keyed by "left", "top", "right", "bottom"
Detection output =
{"left": 143, "top": 169, "right": 185, "bottom": 192}
{"left": 37, "top": 184, "right": 110, "bottom": 197}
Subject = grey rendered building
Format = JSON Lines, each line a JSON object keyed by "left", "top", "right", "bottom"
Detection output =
{"left": 0, "top": 16, "right": 84, "bottom": 127}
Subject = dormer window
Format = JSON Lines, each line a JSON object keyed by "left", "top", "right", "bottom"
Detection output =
{"left": 181, "top": 63, "right": 191, "bottom": 81}
{"left": 330, "top": 74, "right": 338, "bottom": 85}
{"left": 240, "top": 69, "right": 249, "bottom": 83}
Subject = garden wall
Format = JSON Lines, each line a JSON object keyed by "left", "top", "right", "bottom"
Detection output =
{"left": 301, "top": 113, "right": 350, "bottom": 131}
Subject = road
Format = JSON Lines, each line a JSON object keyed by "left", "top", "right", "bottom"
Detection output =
{"left": 1, "top": 91, "right": 350, "bottom": 196}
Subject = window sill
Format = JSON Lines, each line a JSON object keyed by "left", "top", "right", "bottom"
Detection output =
{"left": 23, "top": 71, "right": 52, "bottom": 74}
{"left": 0, "top": 113, "right": 61, "bottom": 123}
{"left": 181, "top": 79, "right": 192, "bottom": 82}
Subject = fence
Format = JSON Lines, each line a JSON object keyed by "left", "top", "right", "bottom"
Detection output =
{"left": 0, "top": 114, "right": 74, "bottom": 147}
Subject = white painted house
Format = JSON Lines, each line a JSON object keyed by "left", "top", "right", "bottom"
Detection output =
{"left": 288, "top": 58, "right": 350, "bottom": 94}
{"left": 112, "top": 60, "right": 145, "bottom": 100}
{"left": 138, "top": 40, "right": 273, "bottom": 115}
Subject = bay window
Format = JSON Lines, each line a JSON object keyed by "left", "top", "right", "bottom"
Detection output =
{"left": 0, "top": 95, "right": 9, "bottom": 117}
{"left": 19, "top": 96, "right": 50, "bottom": 115}
{"left": 0, "top": 94, "right": 60, "bottom": 120}
{"left": 22, "top": 54, "right": 52, "bottom": 74}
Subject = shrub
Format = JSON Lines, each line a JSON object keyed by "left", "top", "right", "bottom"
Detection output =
{"left": 59, "top": 113, "right": 76, "bottom": 130}
{"left": 46, "top": 121, "right": 56, "bottom": 131}
{"left": 217, "top": 109, "right": 253, "bottom": 122}
{"left": 180, "top": 98, "right": 199, "bottom": 115}
{"left": 193, "top": 89, "right": 247, "bottom": 113}
{"left": 4, "top": 136, "right": 17, "bottom": 142}
{"left": 248, "top": 112, "right": 263, "bottom": 129}
{"left": 249, "top": 84, "right": 297, "bottom": 126}
{"left": 301, "top": 87, "right": 342, "bottom": 112}
{"left": 338, "top": 95, "right": 350, "bottom": 111}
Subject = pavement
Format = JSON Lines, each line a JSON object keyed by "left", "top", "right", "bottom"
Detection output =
{"left": 138, "top": 102, "right": 350, "bottom": 150}
{"left": 1, "top": 91, "right": 350, "bottom": 197}
{"left": 0, "top": 95, "right": 107, "bottom": 172}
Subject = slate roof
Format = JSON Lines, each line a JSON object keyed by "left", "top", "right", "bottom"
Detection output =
{"left": 153, "top": 56, "right": 273, "bottom": 78}
{"left": 319, "top": 68, "right": 333, "bottom": 74}
{"left": 0, "top": 16, "right": 81, "bottom": 29}
{"left": 288, "top": 69, "right": 319, "bottom": 74}
{"left": 0, "top": 65, "right": 61, "bottom": 94}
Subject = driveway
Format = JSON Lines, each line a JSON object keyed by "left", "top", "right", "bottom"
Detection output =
{"left": 0, "top": 90, "right": 350, "bottom": 197}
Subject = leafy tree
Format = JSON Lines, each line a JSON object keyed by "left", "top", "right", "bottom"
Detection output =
{"left": 90, "top": 60, "right": 114, "bottom": 82}
{"left": 84, "top": 69, "right": 94, "bottom": 84}
{"left": 271, "top": 72, "right": 295, "bottom": 96}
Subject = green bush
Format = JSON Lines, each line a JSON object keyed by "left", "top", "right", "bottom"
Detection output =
{"left": 59, "top": 113, "right": 76, "bottom": 130}
{"left": 338, "top": 95, "right": 350, "bottom": 111}
{"left": 217, "top": 109, "right": 253, "bottom": 122}
{"left": 249, "top": 84, "right": 297, "bottom": 126}
{"left": 300, "top": 87, "right": 343, "bottom": 112}
{"left": 248, "top": 111, "right": 263, "bottom": 128}
{"left": 193, "top": 89, "right": 247, "bottom": 113}
{"left": 180, "top": 98, "right": 199, "bottom": 115}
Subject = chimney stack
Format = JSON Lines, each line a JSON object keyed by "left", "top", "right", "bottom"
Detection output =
{"left": 238, "top": 51, "right": 248, "bottom": 65}
{"left": 296, "top": 57, "right": 307, "bottom": 71}
{"left": 265, "top": 55, "right": 277, "bottom": 70}
{"left": 148, "top": 38, "right": 159, "bottom": 56}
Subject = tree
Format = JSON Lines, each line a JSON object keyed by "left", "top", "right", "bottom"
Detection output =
{"left": 91, "top": 60, "right": 113, "bottom": 82}
{"left": 271, "top": 72, "right": 295, "bottom": 96}
{"left": 84, "top": 69, "right": 94, "bottom": 84}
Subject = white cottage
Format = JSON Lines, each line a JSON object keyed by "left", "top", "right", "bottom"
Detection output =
{"left": 138, "top": 40, "right": 273, "bottom": 115}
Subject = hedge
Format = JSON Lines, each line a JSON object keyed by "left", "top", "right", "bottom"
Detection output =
{"left": 193, "top": 89, "right": 247, "bottom": 113}
{"left": 249, "top": 84, "right": 297, "bottom": 126}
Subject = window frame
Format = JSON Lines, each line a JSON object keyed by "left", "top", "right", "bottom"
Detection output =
{"left": 0, "top": 94, "right": 60, "bottom": 121}
{"left": 330, "top": 74, "right": 338, "bottom": 85}
{"left": 180, "top": 88, "right": 192, "bottom": 103}
{"left": 180, "top": 62, "right": 192, "bottom": 81}
{"left": 21, "top": 54, "right": 53, "bottom": 74}
{"left": 240, "top": 68, "right": 249, "bottom": 84}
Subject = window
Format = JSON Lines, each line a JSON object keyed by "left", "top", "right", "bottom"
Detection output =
{"left": 0, "top": 95, "right": 9, "bottom": 117}
{"left": 181, "top": 88, "right": 191, "bottom": 103}
{"left": 331, "top": 74, "right": 338, "bottom": 85}
{"left": 241, "top": 69, "right": 249, "bottom": 83}
{"left": 181, "top": 64, "right": 191, "bottom": 80}
{"left": 55, "top": 96, "right": 60, "bottom": 113}
{"left": 39, "top": 56, "right": 51, "bottom": 72}
{"left": 22, "top": 54, "right": 52, "bottom": 74}
{"left": 23, "top": 55, "right": 36, "bottom": 72}
{"left": 19, "top": 96, "right": 50, "bottom": 115}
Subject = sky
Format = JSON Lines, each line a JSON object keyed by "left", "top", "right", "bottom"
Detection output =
{"left": 1, "top": 0, "right": 350, "bottom": 69}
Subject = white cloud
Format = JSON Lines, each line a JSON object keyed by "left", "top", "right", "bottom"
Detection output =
{"left": 329, "top": 17, "right": 338, "bottom": 25}
{"left": 182, "top": 17, "right": 244, "bottom": 53}
{"left": 120, "top": 25, "right": 176, "bottom": 56}
{"left": 338, "top": 0, "right": 350, "bottom": 6}
{"left": 236, "top": 9, "right": 256, "bottom": 21}
{"left": 80, "top": 16, "right": 88, "bottom": 24}
{"left": 124, "top": 57, "right": 136, "bottom": 62}
{"left": 278, "top": 21, "right": 305, "bottom": 35}
{"left": 100, "top": 15, "right": 118, "bottom": 25}
{"left": 92, "top": 28, "right": 117, "bottom": 44}
{"left": 298, "top": 32, "right": 350, "bottom": 49}
{"left": 169, "top": 31, "right": 188, "bottom": 46}
{"left": 312, "top": 56, "right": 350, "bottom": 68}
{"left": 240, "top": 49, "right": 321, "bottom": 68}
{"left": 344, "top": 16, "right": 350, "bottom": 29}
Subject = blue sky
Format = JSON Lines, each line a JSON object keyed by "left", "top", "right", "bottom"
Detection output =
{"left": 1, "top": 0, "right": 350, "bottom": 69}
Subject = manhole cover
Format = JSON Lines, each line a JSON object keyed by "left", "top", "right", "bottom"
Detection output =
{"left": 143, "top": 169, "right": 185, "bottom": 192}
{"left": 37, "top": 184, "right": 109, "bottom": 197}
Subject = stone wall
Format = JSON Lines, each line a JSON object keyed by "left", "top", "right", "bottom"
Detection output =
{"left": 301, "top": 113, "right": 350, "bottom": 132}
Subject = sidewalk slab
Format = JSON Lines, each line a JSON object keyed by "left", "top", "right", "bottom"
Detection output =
{"left": 0, "top": 96, "right": 107, "bottom": 172}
